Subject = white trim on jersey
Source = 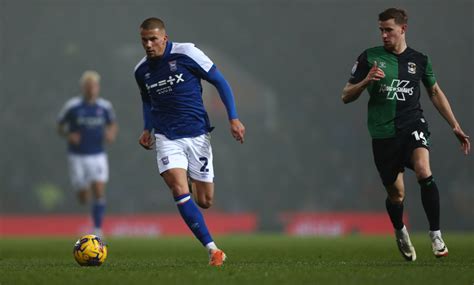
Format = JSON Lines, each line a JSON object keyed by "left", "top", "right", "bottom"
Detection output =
{"left": 97, "top": 98, "right": 116, "bottom": 122}
{"left": 58, "top": 97, "right": 116, "bottom": 123}
{"left": 57, "top": 96, "right": 82, "bottom": 122}
{"left": 171, "top": 42, "right": 214, "bottom": 72}
{"left": 134, "top": 56, "right": 147, "bottom": 73}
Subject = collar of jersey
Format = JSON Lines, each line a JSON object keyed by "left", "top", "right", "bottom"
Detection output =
{"left": 80, "top": 96, "right": 98, "bottom": 106}
{"left": 383, "top": 46, "right": 411, "bottom": 57}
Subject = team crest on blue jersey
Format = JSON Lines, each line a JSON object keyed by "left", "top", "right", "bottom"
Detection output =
{"left": 161, "top": 156, "right": 169, "bottom": 165}
{"left": 145, "top": 73, "right": 151, "bottom": 79}
{"left": 168, "top": 61, "right": 178, "bottom": 72}
{"left": 408, "top": 62, "right": 416, "bottom": 74}
{"left": 96, "top": 109, "right": 104, "bottom": 116}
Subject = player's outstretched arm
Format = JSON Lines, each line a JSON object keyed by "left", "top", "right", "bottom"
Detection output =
{"left": 206, "top": 67, "right": 245, "bottom": 144}
{"left": 427, "top": 83, "right": 470, "bottom": 155}
{"left": 342, "top": 61, "right": 385, "bottom": 104}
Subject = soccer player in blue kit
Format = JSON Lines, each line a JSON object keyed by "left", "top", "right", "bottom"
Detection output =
{"left": 57, "top": 71, "right": 118, "bottom": 237}
{"left": 134, "top": 18, "right": 245, "bottom": 266}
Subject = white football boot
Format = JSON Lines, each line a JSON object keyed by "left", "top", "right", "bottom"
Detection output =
{"left": 93, "top": 228, "right": 104, "bottom": 239}
{"left": 430, "top": 231, "right": 448, "bottom": 258}
{"left": 395, "top": 225, "right": 416, "bottom": 261}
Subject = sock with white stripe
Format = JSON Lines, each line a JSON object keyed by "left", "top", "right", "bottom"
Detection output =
{"left": 175, "top": 193, "right": 214, "bottom": 248}
{"left": 205, "top": 242, "right": 218, "bottom": 252}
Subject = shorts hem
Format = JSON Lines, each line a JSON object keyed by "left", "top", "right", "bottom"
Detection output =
{"left": 158, "top": 165, "right": 188, "bottom": 175}
{"left": 189, "top": 173, "right": 214, "bottom": 183}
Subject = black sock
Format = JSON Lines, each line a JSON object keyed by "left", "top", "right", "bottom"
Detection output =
{"left": 419, "top": 175, "right": 440, "bottom": 231}
{"left": 385, "top": 198, "right": 404, "bottom": 230}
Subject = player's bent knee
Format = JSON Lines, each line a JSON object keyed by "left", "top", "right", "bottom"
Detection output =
{"left": 169, "top": 183, "right": 189, "bottom": 197}
{"left": 387, "top": 196, "right": 404, "bottom": 204}
{"left": 387, "top": 192, "right": 404, "bottom": 204}
{"left": 415, "top": 168, "right": 432, "bottom": 181}
{"left": 78, "top": 193, "right": 89, "bottom": 205}
{"left": 93, "top": 189, "right": 105, "bottom": 200}
{"left": 413, "top": 159, "right": 432, "bottom": 180}
{"left": 197, "top": 198, "right": 213, "bottom": 209}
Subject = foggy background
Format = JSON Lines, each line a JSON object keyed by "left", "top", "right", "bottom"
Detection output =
{"left": 0, "top": 0, "right": 472, "bottom": 231}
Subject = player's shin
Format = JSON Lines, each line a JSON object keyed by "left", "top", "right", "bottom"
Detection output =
{"left": 92, "top": 197, "right": 106, "bottom": 235}
{"left": 175, "top": 194, "right": 216, "bottom": 251}
{"left": 419, "top": 176, "right": 440, "bottom": 231}
{"left": 385, "top": 198, "right": 404, "bottom": 230}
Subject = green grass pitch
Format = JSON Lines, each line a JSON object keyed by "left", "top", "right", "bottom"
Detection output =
{"left": 1, "top": 234, "right": 473, "bottom": 285}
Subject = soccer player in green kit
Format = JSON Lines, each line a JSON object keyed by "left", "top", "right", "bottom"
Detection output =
{"left": 341, "top": 8, "right": 470, "bottom": 261}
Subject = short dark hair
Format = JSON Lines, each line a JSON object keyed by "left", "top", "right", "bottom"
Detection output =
{"left": 140, "top": 17, "right": 166, "bottom": 30}
{"left": 379, "top": 8, "right": 408, "bottom": 25}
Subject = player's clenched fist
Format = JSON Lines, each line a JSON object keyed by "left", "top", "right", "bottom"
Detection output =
{"left": 138, "top": 130, "right": 155, "bottom": 150}
{"left": 230, "top": 119, "right": 245, "bottom": 144}
{"left": 365, "top": 61, "right": 385, "bottom": 82}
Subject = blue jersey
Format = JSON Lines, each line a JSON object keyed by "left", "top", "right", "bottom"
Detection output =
{"left": 58, "top": 97, "right": 116, "bottom": 154}
{"left": 134, "top": 41, "right": 238, "bottom": 140}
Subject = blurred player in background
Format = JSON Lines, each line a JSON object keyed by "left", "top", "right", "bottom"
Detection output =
{"left": 341, "top": 8, "right": 470, "bottom": 261}
{"left": 134, "top": 18, "right": 245, "bottom": 266}
{"left": 57, "top": 70, "right": 118, "bottom": 237}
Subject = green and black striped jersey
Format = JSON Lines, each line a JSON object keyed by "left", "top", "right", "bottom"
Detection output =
{"left": 349, "top": 46, "right": 437, "bottom": 139}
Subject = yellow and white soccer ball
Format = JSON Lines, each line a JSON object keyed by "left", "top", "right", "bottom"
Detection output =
{"left": 73, "top": 234, "right": 108, "bottom": 266}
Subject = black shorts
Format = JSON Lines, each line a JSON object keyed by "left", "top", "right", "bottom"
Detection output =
{"left": 372, "top": 121, "right": 431, "bottom": 186}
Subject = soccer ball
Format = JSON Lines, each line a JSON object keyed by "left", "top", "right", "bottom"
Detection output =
{"left": 73, "top": 234, "right": 108, "bottom": 266}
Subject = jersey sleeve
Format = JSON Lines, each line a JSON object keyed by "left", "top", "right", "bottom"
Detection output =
{"left": 104, "top": 102, "right": 116, "bottom": 124}
{"left": 134, "top": 70, "right": 153, "bottom": 131}
{"left": 179, "top": 45, "right": 239, "bottom": 120}
{"left": 422, "top": 56, "right": 437, "bottom": 88}
{"left": 204, "top": 66, "right": 239, "bottom": 120}
{"left": 57, "top": 106, "right": 70, "bottom": 124}
{"left": 180, "top": 45, "right": 214, "bottom": 77}
{"left": 135, "top": 75, "right": 148, "bottom": 98}
{"left": 57, "top": 99, "right": 77, "bottom": 124}
{"left": 348, "top": 51, "right": 370, "bottom": 84}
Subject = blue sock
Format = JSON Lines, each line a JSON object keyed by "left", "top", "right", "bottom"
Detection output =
{"left": 175, "top": 194, "right": 213, "bottom": 246}
{"left": 92, "top": 198, "right": 106, "bottom": 229}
